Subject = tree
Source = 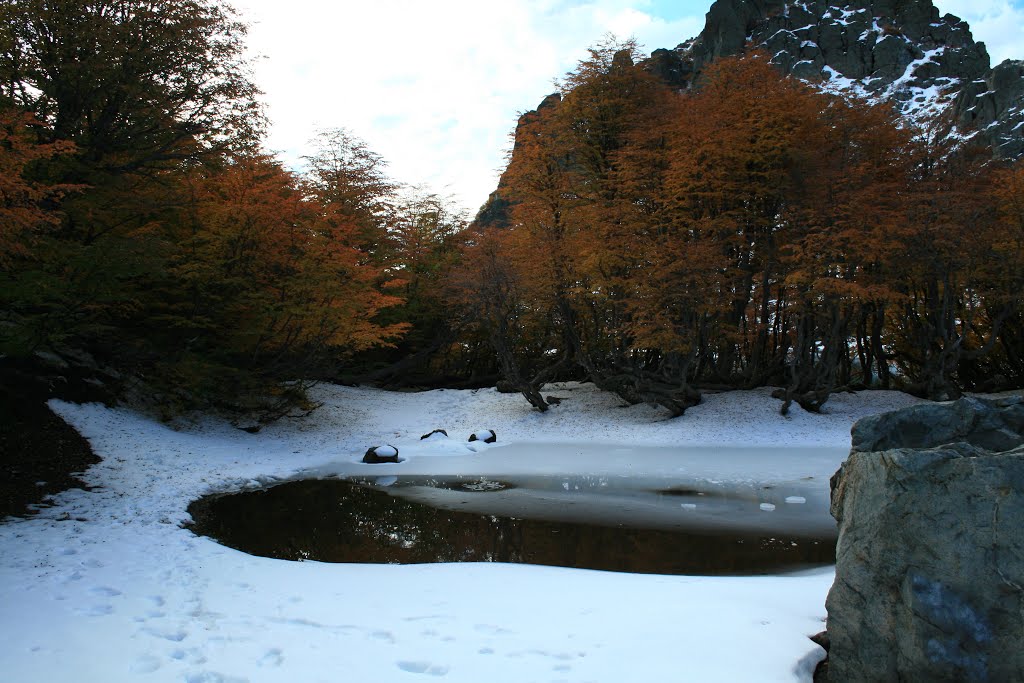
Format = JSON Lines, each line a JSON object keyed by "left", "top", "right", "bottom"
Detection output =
{"left": 304, "top": 128, "right": 396, "bottom": 259}
{"left": 494, "top": 38, "right": 702, "bottom": 415}
{"left": 0, "top": 0, "right": 267, "bottom": 407}
{"left": 0, "top": 0, "right": 262, "bottom": 176}
{"left": 655, "top": 55, "right": 919, "bottom": 412}
{"left": 0, "top": 105, "right": 75, "bottom": 268}
{"left": 151, "top": 154, "right": 407, "bottom": 417}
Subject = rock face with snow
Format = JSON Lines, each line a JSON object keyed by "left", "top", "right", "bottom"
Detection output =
{"left": 825, "top": 396, "right": 1024, "bottom": 682}
{"left": 659, "top": 0, "right": 1023, "bottom": 159}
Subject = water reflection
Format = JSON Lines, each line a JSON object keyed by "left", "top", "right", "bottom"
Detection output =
{"left": 187, "top": 479, "right": 834, "bottom": 575}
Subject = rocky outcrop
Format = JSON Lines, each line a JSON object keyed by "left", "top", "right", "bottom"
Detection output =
{"left": 825, "top": 396, "right": 1024, "bottom": 682}
{"left": 661, "top": 0, "right": 1015, "bottom": 144}
{"left": 955, "top": 59, "right": 1024, "bottom": 160}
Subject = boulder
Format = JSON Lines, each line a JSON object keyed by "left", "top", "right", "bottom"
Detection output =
{"left": 420, "top": 429, "right": 448, "bottom": 440}
{"left": 362, "top": 445, "right": 399, "bottom": 464}
{"left": 826, "top": 396, "right": 1024, "bottom": 682}
{"left": 468, "top": 430, "right": 497, "bottom": 444}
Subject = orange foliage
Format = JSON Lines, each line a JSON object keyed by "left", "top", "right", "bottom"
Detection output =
{"left": 176, "top": 155, "right": 407, "bottom": 366}
{"left": 0, "top": 108, "right": 77, "bottom": 267}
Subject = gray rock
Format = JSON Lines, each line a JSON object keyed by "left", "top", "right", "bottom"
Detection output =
{"left": 826, "top": 396, "right": 1024, "bottom": 682}
{"left": 851, "top": 395, "right": 1024, "bottom": 453}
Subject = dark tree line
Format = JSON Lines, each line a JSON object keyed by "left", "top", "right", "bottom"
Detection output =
{"left": 0, "top": 0, "right": 465, "bottom": 420}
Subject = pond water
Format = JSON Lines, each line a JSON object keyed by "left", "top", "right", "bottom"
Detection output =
{"left": 187, "top": 475, "right": 836, "bottom": 575}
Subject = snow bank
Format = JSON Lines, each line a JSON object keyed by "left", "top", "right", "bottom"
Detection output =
{"left": 0, "top": 383, "right": 923, "bottom": 682}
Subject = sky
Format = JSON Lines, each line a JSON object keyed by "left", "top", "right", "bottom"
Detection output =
{"left": 232, "top": 0, "right": 1024, "bottom": 216}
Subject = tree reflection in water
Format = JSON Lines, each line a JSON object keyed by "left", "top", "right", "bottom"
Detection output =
{"left": 187, "top": 479, "right": 834, "bottom": 575}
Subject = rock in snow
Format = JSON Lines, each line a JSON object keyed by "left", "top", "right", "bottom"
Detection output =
{"left": 826, "top": 395, "right": 1024, "bottom": 682}
{"left": 468, "top": 429, "right": 497, "bottom": 444}
{"left": 362, "top": 445, "right": 400, "bottom": 463}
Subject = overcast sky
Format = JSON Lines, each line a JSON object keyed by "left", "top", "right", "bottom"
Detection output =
{"left": 232, "top": 0, "right": 1024, "bottom": 215}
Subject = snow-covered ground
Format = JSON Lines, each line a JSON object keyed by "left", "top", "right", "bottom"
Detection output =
{"left": 0, "top": 383, "right": 924, "bottom": 682}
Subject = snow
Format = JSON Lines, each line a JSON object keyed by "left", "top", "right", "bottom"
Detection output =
{"left": 0, "top": 383, "right": 924, "bottom": 682}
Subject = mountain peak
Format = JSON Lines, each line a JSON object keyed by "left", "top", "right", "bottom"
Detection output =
{"left": 647, "top": 0, "right": 1022, "bottom": 159}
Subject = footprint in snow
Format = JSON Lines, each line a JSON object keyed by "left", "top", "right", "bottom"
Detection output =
{"left": 143, "top": 626, "right": 188, "bottom": 642}
{"left": 396, "top": 661, "right": 449, "bottom": 676}
{"left": 61, "top": 570, "right": 84, "bottom": 583}
{"left": 184, "top": 672, "right": 249, "bottom": 683}
{"left": 90, "top": 586, "right": 121, "bottom": 597}
{"left": 75, "top": 604, "right": 114, "bottom": 617}
{"left": 130, "top": 654, "right": 162, "bottom": 674}
{"left": 258, "top": 649, "right": 284, "bottom": 667}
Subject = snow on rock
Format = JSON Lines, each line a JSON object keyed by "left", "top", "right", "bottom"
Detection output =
{"left": 0, "top": 383, "right": 924, "bottom": 682}
{"left": 468, "top": 429, "right": 497, "bottom": 444}
{"left": 363, "top": 444, "right": 400, "bottom": 463}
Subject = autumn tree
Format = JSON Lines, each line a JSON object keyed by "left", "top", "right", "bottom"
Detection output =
{"left": 651, "top": 55, "right": 922, "bottom": 412}
{"left": 303, "top": 128, "right": 399, "bottom": 260}
{"left": 493, "top": 38, "right": 702, "bottom": 414}
{"left": 0, "top": 0, "right": 264, "bottom": 379}
{"left": 147, "top": 154, "right": 406, "bottom": 417}
{"left": 448, "top": 228, "right": 562, "bottom": 410}
{"left": 887, "top": 143, "right": 1014, "bottom": 400}
{"left": 0, "top": 0, "right": 261, "bottom": 172}
{"left": 979, "top": 161, "right": 1024, "bottom": 387}
{"left": 0, "top": 105, "right": 75, "bottom": 268}
{"left": 369, "top": 188, "right": 468, "bottom": 380}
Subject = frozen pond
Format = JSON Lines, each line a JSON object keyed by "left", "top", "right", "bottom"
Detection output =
{"left": 188, "top": 443, "right": 840, "bottom": 574}
{"left": 307, "top": 441, "right": 843, "bottom": 538}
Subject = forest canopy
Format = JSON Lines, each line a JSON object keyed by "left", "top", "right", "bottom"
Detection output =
{"left": 0, "top": 0, "right": 462, "bottom": 420}
{"left": 457, "top": 40, "right": 1024, "bottom": 415}
{"left": 1, "top": 6, "right": 1021, "bottom": 421}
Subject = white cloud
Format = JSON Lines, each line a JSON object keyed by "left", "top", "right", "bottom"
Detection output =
{"left": 233, "top": 0, "right": 703, "bottom": 214}
{"left": 233, "top": 0, "right": 1020, "bottom": 216}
